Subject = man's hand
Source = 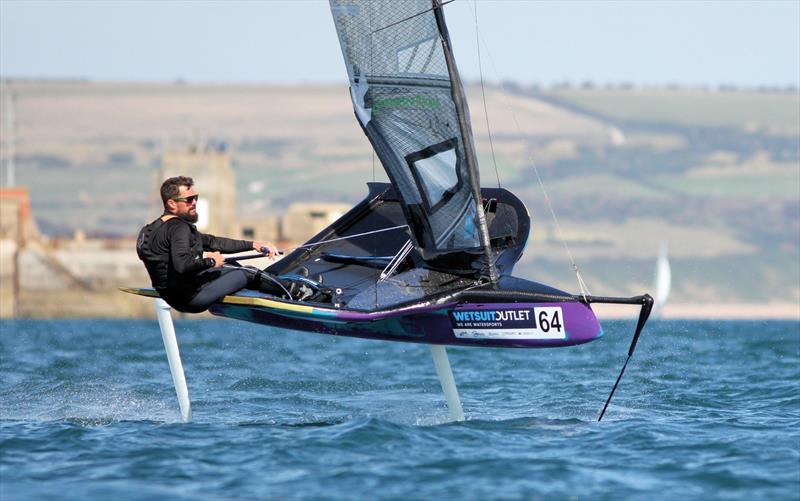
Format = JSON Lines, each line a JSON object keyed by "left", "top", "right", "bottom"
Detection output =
{"left": 254, "top": 241, "right": 279, "bottom": 258}
{"left": 204, "top": 251, "right": 224, "bottom": 268}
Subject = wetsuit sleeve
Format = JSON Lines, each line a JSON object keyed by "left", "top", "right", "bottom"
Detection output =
{"left": 201, "top": 234, "right": 253, "bottom": 254}
{"left": 170, "top": 223, "right": 214, "bottom": 274}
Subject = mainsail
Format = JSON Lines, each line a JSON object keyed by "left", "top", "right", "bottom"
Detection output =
{"left": 330, "top": 0, "right": 495, "bottom": 280}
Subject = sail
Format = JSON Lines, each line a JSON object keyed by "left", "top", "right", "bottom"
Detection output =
{"left": 330, "top": 0, "right": 492, "bottom": 266}
{"left": 652, "top": 242, "right": 671, "bottom": 318}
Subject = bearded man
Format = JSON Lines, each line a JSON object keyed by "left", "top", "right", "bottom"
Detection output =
{"left": 137, "top": 176, "right": 279, "bottom": 313}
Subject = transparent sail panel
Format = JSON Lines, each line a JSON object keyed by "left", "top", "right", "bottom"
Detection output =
{"left": 330, "top": 0, "right": 482, "bottom": 258}
{"left": 407, "top": 139, "right": 459, "bottom": 211}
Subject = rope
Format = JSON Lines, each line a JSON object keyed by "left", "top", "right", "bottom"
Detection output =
{"left": 472, "top": 0, "right": 501, "bottom": 189}
{"left": 529, "top": 159, "right": 590, "bottom": 300}
{"left": 370, "top": 0, "right": 456, "bottom": 35}
{"left": 474, "top": 29, "right": 590, "bottom": 300}
{"left": 279, "top": 224, "right": 408, "bottom": 254}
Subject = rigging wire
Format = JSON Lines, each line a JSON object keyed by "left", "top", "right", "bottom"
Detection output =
{"left": 472, "top": 26, "right": 591, "bottom": 299}
{"left": 369, "top": 5, "right": 379, "bottom": 310}
{"left": 370, "top": 0, "right": 456, "bottom": 34}
{"left": 278, "top": 224, "right": 408, "bottom": 255}
{"left": 379, "top": 239, "right": 414, "bottom": 282}
{"left": 472, "top": 0, "right": 501, "bottom": 189}
{"left": 257, "top": 271, "right": 293, "bottom": 299}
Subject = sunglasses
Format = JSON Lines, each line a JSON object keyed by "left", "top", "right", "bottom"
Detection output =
{"left": 172, "top": 194, "right": 199, "bottom": 204}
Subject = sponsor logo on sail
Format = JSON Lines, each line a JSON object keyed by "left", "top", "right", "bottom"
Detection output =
{"left": 373, "top": 95, "right": 441, "bottom": 116}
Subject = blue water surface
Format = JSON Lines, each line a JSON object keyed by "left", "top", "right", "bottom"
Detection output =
{"left": 1, "top": 318, "right": 798, "bottom": 500}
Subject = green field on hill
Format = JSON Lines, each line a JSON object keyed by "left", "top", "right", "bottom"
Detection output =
{"left": 546, "top": 89, "right": 800, "bottom": 133}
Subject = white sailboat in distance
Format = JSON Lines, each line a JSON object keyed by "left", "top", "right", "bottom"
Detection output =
{"left": 652, "top": 242, "right": 672, "bottom": 319}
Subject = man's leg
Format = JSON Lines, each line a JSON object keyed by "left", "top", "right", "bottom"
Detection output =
{"left": 184, "top": 267, "right": 252, "bottom": 313}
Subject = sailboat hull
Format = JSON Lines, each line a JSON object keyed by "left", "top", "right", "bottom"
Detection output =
{"left": 207, "top": 293, "right": 602, "bottom": 349}
{"left": 204, "top": 181, "right": 601, "bottom": 348}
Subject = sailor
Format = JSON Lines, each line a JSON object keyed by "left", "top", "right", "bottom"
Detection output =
{"left": 137, "top": 176, "right": 280, "bottom": 313}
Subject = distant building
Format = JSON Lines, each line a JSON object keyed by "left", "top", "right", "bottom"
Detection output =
{"left": 282, "top": 202, "right": 351, "bottom": 244}
{"left": 0, "top": 187, "right": 39, "bottom": 245}
{"left": 1, "top": 187, "right": 155, "bottom": 318}
{"left": 0, "top": 187, "right": 39, "bottom": 317}
{"left": 157, "top": 143, "right": 349, "bottom": 246}
{"left": 239, "top": 215, "right": 281, "bottom": 245}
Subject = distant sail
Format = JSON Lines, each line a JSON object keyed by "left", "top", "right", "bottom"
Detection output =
{"left": 330, "top": 0, "right": 492, "bottom": 265}
{"left": 652, "top": 242, "right": 671, "bottom": 318}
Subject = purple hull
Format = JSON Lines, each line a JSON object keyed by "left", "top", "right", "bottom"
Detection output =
{"left": 209, "top": 299, "right": 602, "bottom": 349}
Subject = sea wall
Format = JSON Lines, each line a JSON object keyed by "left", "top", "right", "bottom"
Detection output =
{"left": 10, "top": 242, "right": 153, "bottom": 317}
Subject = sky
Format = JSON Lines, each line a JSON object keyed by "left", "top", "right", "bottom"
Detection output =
{"left": 1, "top": 0, "right": 798, "bottom": 88}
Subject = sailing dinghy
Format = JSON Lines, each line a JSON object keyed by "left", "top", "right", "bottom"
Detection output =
{"left": 124, "top": 0, "right": 653, "bottom": 423}
{"left": 652, "top": 242, "right": 671, "bottom": 319}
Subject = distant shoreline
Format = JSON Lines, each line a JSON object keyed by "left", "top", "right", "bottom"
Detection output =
{"left": 593, "top": 302, "right": 799, "bottom": 321}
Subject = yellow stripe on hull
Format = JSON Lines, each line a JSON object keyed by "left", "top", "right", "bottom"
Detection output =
{"left": 222, "top": 295, "right": 316, "bottom": 314}
{"left": 119, "top": 286, "right": 321, "bottom": 316}
{"left": 119, "top": 287, "right": 160, "bottom": 298}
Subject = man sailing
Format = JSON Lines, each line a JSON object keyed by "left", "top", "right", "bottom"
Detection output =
{"left": 137, "top": 176, "right": 280, "bottom": 313}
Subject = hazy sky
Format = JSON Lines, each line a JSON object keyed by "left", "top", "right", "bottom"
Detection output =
{"left": 1, "top": 0, "right": 798, "bottom": 87}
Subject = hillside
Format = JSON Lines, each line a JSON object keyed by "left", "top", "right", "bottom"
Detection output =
{"left": 1, "top": 80, "right": 798, "bottom": 306}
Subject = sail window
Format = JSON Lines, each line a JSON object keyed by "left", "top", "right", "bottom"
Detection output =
{"left": 406, "top": 138, "right": 462, "bottom": 212}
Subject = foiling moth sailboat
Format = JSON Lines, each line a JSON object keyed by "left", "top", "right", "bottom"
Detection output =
{"left": 124, "top": 0, "right": 653, "bottom": 423}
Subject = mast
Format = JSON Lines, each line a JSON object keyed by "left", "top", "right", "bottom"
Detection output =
{"left": 2, "top": 83, "right": 16, "bottom": 187}
{"left": 431, "top": 0, "right": 497, "bottom": 285}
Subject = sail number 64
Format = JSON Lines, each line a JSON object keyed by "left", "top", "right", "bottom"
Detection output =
{"left": 536, "top": 307, "right": 564, "bottom": 334}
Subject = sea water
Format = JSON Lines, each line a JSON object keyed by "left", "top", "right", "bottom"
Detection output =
{"left": 1, "top": 319, "right": 798, "bottom": 500}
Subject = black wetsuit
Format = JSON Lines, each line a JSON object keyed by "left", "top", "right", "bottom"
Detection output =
{"left": 137, "top": 216, "right": 257, "bottom": 313}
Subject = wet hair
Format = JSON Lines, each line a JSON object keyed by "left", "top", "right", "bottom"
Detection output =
{"left": 160, "top": 176, "right": 194, "bottom": 210}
